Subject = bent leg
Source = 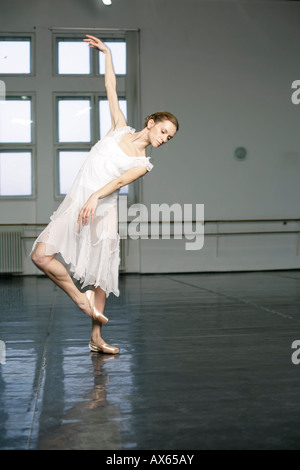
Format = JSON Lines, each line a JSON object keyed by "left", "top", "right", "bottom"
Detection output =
{"left": 31, "top": 242, "right": 92, "bottom": 317}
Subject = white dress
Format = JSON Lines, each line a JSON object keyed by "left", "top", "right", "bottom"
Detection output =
{"left": 31, "top": 126, "right": 153, "bottom": 297}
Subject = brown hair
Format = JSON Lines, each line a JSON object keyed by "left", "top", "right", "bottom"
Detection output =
{"left": 144, "top": 111, "right": 179, "bottom": 131}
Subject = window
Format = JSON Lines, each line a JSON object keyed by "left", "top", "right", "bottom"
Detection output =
{"left": 0, "top": 95, "right": 34, "bottom": 197}
{"left": 0, "top": 34, "right": 35, "bottom": 198}
{"left": 99, "top": 98, "right": 127, "bottom": 139}
{"left": 52, "top": 30, "right": 140, "bottom": 199}
{"left": 0, "top": 98, "right": 32, "bottom": 142}
{"left": 57, "top": 39, "right": 91, "bottom": 75}
{"left": 0, "top": 151, "right": 32, "bottom": 196}
{"left": 55, "top": 36, "right": 126, "bottom": 76}
{"left": 99, "top": 41, "right": 126, "bottom": 75}
{"left": 58, "top": 98, "right": 92, "bottom": 142}
{"left": 0, "top": 29, "right": 139, "bottom": 201}
{"left": 0, "top": 36, "right": 33, "bottom": 74}
{"left": 58, "top": 150, "right": 89, "bottom": 195}
{"left": 54, "top": 33, "right": 130, "bottom": 197}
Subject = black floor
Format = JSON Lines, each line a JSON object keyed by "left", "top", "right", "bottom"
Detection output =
{"left": 1, "top": 270, "right": 300, "bottom": 450}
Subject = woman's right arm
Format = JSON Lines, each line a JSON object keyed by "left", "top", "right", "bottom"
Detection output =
{"left": 84, "top": 34, "right": 127, "bottom": 131}
{"left": 77, "top": 166, "right": 148, "bottom": 226}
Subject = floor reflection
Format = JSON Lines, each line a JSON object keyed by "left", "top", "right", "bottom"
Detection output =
{"left": 37, "top": 351, "right": 123, "bottom": 450}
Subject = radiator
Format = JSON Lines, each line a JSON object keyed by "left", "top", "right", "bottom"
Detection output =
{"left": 0, "top": 230, "right": 23, "bottom": 273}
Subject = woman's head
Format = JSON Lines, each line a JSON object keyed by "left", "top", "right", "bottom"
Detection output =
{"left": 144, "top": 112, "right": 179, "bottom": 131}
{"left": 144, "top": 111, "right": 179, "bottom": 148}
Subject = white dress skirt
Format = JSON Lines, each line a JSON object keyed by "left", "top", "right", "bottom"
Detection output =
{"left": 31, "top": 126, "right": 153, "bottom": 297}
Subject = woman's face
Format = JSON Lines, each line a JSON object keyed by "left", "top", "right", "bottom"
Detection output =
{"left": 148, "top": 120, "right": 177, "bottom": 148}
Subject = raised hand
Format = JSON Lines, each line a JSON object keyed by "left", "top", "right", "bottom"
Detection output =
{"left": 83, "top": 34, "right": 109, "bottom": 53}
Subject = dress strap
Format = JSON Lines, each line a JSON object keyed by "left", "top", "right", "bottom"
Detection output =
{"left": 111, "top": 126, "right": 135, "bottom": 142}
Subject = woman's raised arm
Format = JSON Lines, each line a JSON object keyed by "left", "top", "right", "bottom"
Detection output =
{"left": 83, "top": 34, "right": 127, "bottom": 131}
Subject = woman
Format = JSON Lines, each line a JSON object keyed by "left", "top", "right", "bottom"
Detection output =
{"left": 31, "top": 35, "right": 179, "bottom": 354}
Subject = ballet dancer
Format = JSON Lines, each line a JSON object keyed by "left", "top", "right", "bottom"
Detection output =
{"left": 31, "top": 34, "right": 179, "bottom": 354}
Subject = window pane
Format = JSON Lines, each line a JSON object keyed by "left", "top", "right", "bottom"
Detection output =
{"left": 0, "top": 40, "right": 31, "bottom": 74}
{"left": 0, "top": 98, "right": 32, "bottom": 143}
{"left": 58, "top": 41, "right": 90, "bottom": 74}
{"left": 0, "top": 152, "right": 32, "bottom": 196}
{"left": 58, "top": 151, "right": 88, "bottom": 194}
{"left": 99, "top": 41, "right": 126, "bottom": 75}
{"left": 99, "top": 99, "right": 127, "bottom": 138}
{"left": 58, "top": 99, "right": 91, "bottom": 142}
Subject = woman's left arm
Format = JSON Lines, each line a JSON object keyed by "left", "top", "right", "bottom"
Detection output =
{"left": 84, "top": 34, "right": 126, "bottom": 130}
{"left": 78, "top": 166, "right": 148, "bottom": 226}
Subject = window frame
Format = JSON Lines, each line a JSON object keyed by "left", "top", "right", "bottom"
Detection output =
{"left": 52, "top": 29, "right": 140, "bottom": 203}
{"left": 0, "top": 92, "right": 36, "bottom": 199}
{"left": 0, "top": 32, "right": 35, "bottom": 77}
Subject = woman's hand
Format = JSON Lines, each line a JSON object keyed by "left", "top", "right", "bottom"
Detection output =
{"left": 77, "top": 194, "right": 98, "bottom": 226}
{"left": 83, "top": 34, "right": 109, "bottom": 53}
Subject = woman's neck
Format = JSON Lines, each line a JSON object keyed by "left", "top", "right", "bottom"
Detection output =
{"left": 130, "top": 128, "right": 151, "bottom": 152}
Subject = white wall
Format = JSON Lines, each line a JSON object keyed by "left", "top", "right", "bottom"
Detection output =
{"left": 0, "top": 0, "right": 299, "bottom": 275}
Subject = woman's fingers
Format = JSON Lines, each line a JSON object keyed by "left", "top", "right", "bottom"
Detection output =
{"left": 77, "top": 194, "right": 97, "bottom": 225}
{"left": 83, "top": 35, "right": 99, "bottom": 49}
{"left": 78, "top": 211, "right": 89, "bottom": 225}
{"left": 83, "top": 35, "right": 108, "bottom": 52}
{"left": 77, "top": 206, "right": 95, "bottom": 226}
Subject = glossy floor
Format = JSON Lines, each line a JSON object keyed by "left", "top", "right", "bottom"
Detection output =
{"left": 1, "top": 270, "right": 300, "bottom": 450}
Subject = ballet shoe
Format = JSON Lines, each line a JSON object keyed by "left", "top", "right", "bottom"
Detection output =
{"left": 85, "top": 290, "right": 109, "bottom": 325}
{"left": 89, "top": 339, "right": 119, "bottom": 355}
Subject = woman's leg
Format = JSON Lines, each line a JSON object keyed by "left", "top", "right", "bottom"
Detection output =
{"left": 91, "top": 287, "right": 119, "bottom": 353}
{"left": 91, "top": 286, "right": 107, "bottom": 346}
{"left": 31, "top": 241, "right": 92, "bottom": 317}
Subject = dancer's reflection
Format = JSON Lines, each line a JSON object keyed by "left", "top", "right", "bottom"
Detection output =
{"left": 37, "top": 352, "right": 122, "bottom": 450}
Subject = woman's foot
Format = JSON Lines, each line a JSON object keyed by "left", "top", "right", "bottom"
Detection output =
{"left": 85, "top": 290, "right": 109, "bottom": 324}
{"left": 89, "top": 337, "right": 119, "bottom": 355}
{"left": 77, "top": 291, "right": 109, "bottom": 324}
